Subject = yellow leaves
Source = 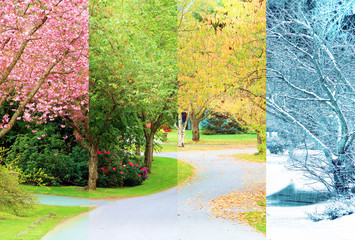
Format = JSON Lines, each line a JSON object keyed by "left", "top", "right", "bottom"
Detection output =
{"left": 210, "top": 165, "right": 265, "bottom": 232}
{"left": 210, "top": 186, "right": 266, "bottom": 224}
{"left": 178, "top": 0, "right": 265, "bottom": 122}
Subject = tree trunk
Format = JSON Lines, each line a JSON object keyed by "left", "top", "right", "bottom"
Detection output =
{"left": 144, "top": 135, "right": 154, "bottom": 173}
{"left": 255, "top": 130, "right": 266, "bottom": 155}
{"left": 191, "top": 118, "right": 200, "bottom": 141}
{"left": 175, "top": 112, "right": 189, "bottom": 147}
{"left": 135, "top": 144, "right": 141, "bottom": 156}
{"left": 88, "top": 145, "right": 99, "bottom": 190}
{"left": 178, "top": 128, "right": 185, "bottom": 147}
{"left": 332, "top": 156, "right": 350, "bottom": 195}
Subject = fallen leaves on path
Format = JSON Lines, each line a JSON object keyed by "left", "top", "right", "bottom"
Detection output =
{"left": 210, "top": 173, "right": 266, "bottom": 233}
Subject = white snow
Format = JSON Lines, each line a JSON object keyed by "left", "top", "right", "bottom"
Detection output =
{"left": 267, "top": 153, "right": 355, "bottom": 240}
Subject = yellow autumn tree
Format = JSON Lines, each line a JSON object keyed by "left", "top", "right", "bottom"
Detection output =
{"left": 178, "top": 0, "right": 266, "bottom": 153}
{"left": 214, "top": 0, "right": 266, "bottom": 155}
{"left": 178, "top": 0, "right": 228, "bottom": 142}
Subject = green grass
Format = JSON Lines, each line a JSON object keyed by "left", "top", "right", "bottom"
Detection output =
{"left": 178, "top": 159, "right": 195, "bottom": 184}
{"left": 257, "top": 198, "right": 266, "bottom": 207}
{"left": 165, "top": 129, "right": 256, "bottom": 145}
{"left": 160, "top": 129, "right": 257, "bottom": 152}
{"left": 234, "top": 153, "right": 266, "bottom": 163}
{"left": 24, "top": 156, "right": 194, "bottom": 199}
{"left": 244, "top": 211, "right": 266, "bottom": 234}
{"left": 244, "top": 197, "right": 266, "bottom": 234}
{"left": 0, "top": 205, "right": 90, "bottom": 240}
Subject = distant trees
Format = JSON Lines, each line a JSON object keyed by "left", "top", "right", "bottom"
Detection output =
{"left": 267, "top": 0, "right": 355, "bottom": 195}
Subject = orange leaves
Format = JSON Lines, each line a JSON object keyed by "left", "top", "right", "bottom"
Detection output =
{"left": 210, "top": 160, "right": 265, "bottom": 231}
{"left": 210, "top": 183, "right": 266, "bottom": 231}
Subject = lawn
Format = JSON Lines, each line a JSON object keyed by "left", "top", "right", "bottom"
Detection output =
{"left": 24, "top": 156, "right": 194, "bottom": 199}
{"left": 244, "top": 198, "right": 266, "bottom": 234}
{"left": 234, "top": 153, "right": 266, "bottom": 163}
{"left": 0, "top": 205, "right": 90, "bottom": 240}
{"left": 160, "top": 129, "right": 257, "bottom": 152}
{"left": 244, "top": 210, "right": 266, "bottom": 234}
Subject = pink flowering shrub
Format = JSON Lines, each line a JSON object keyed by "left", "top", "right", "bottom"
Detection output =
{"left": 97, "top": 149, "right": 148, "bottom": 187}
{"left": 162, "top": 124, "right": 173, "bottom": 132}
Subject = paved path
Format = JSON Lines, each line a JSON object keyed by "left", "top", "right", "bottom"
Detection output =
{"left": 42, "top": 149, "right": 265, "bottom": 240}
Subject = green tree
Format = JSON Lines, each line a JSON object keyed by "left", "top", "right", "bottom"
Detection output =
{"left": 0, "top": 148, "right": 35, "bottom": 216}
{"left": 81, "top": 0, "right": 177, "bottom": 191}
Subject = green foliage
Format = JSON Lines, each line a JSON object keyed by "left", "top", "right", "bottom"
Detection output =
{"left": 89, "top": 0, "right": 177, "bottom": 162}
{"left": 0, "top": 165, "right": 35, "bottom": 216}
{"left": 201, "top": 129, "right": 217, "bottom": 135}
{"left": 97, "top": 150, "right": 148, "bottom": 187}
{"left": 24, "top": 157, "right": 187, "bottom": 199}
{"left": 6, "top": 125, "right": 88, "bottom": 186}
{"left": 0, "top": 102, "right": 32, "bottom": 149}
{"left": 192, "top": 11, "right": 203, "bottom": 22}
{"left": 200, "top": 111, "right": 245, "bottom": 134}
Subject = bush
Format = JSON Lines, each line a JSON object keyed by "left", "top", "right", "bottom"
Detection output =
{"left": 0, "top": 165, "right": 35, "bottom": 216}
{"left": 201, "top": 129, "right": 217, "bottom": 135}
{"left": 7, "top": 127, "right": 88, "bottom": 186}
{"left": 97, "top": 149, "right": 148, "bottom": 187}
{"left": 307, "top": 196, "right": 355, "bottom": 221}
{"left": 162, "top": 124, "right": 173, "bottom": 132}
{"left": 200, "top": 111, "right": 246, "bottom": 134}
{"left": 267, "top": 137, "right": 286, "bottom": 154}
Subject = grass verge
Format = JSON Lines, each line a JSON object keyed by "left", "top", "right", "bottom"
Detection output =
{"left": 234, "top": 153, "right": 266, "bottom": 163}
{"left": 0, "top": 205, "right": 90, "bottom": 240}
{"left": 164, "top": 129, "right": 256, "bottom": 145}
{"left": 24, "top": 156, "right": 194, "bottom": 199}
{"left": 244, "top": 210, "right": 266, "bottom": 234}
{"left": 211, "top": 185, "right": 266, "bottom": 234}
{"left": 178, "top": 160, "right": 195, "bottom": 185}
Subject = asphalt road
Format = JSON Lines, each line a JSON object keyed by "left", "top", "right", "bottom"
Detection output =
{"left": 42, "top": 149, "right": 265, "bottom": 240}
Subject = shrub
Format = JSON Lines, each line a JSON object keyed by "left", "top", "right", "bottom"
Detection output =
{"left": 267, "top": 137, "right": 286, "bottom": 154}
{"left": 200, "top": 111, "right": 245, "bottom": 134}
{"left": 201, "top": 129, "right": 217, "bottom": 135}
{"left": 162, "top": 124, "right": 173, "bottom": 132}
{"left": 7, "top": 128, "right": 88, "bottom": 186}
{"left": 307, "top": 196, "right": 355, "bottom": 221}
{"left": 97, "top": 149, "right": 148, "bottom": 187}
{"left": 0, "top": 165, "right": 35, "bottom": 216}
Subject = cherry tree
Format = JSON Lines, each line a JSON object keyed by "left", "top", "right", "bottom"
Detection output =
{"left": 0, "top": 0, "right": 89, "bottom": 138}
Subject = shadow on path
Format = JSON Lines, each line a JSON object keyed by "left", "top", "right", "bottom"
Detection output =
{"left": 267, "top": 183, "right": 331, "bottom": 207}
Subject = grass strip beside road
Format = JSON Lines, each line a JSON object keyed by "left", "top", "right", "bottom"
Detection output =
{"left": 24, "top": 156, "right": 194, "bottom": 199}
{"left": 244, "top": 210, "right": 266, "bottom": 234}
{"left": 165, "top": 130, "right": 256, "bottom": 145}
{"left": 0, "top": 205, "right": 90, "bottom": 240}
{"left": 234, "top": 153, "right": 266, "bottom": 163}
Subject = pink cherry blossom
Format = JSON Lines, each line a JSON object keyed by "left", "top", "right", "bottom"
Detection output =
{"left": 0, "top": 0, "right": 89, "bottom": 138}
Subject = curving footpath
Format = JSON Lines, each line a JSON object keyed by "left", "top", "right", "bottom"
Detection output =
{"left": 42, "top": 149, "right": 265, "bottom": 240}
